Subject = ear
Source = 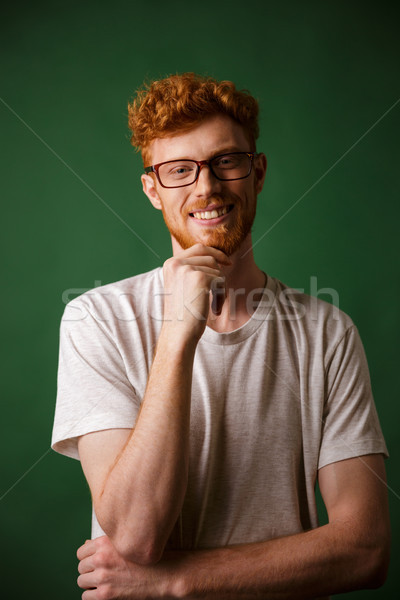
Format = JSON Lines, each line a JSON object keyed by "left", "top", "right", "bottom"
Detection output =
{"left": 254, "top": 153, "right": 267, "bottom": 194}
{"left": 141, "top": 173, "right": 163, "bottom": 210}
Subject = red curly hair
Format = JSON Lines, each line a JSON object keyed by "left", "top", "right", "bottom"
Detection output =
{"left": 128, "top": 73, "right": 259, "bottom": 166}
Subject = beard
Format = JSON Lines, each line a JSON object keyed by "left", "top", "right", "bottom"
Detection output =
{"left": 160, "top": 191, "right": 257, "bottom": 256}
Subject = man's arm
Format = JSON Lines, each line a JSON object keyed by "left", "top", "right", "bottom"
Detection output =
{"left": 170, "top": 453, "right": 390, "bottom": 599}
{"left": 78, "top": 244, "right": 230, "bottom": 565}
{"left": 77, "top": 454, "right": 390, "bottom": 599}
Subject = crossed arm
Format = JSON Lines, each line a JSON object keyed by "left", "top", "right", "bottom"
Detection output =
{"left": 76, "top": 451, "right": 390, "bottom": 600}
{"left": 76, "top": 246, "right": 390, "bottom": 598}
{"left": 76, "top": 340, "right": 390, "bottom": 600}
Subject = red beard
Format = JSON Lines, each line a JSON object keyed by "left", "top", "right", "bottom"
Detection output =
{"left": 161, "top": 192, "right": 257, "bottom": 256}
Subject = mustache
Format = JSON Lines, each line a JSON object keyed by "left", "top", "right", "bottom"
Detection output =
{"left": 186, "top": 194, "right": 237, "bottom": 212}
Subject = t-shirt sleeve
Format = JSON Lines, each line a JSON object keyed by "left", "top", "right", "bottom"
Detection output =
{"left": 51, "top": 300, "right": 141, "bottom": 460}
{"left": 318, "top": 325, "right": 388, "bottom": 469}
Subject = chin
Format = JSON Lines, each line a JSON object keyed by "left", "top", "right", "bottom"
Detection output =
{"left": 175, "top": 231, "right": 243, "bottom": 256}
{"left": 166, "top": 216, "right": 255, "bottom": 257}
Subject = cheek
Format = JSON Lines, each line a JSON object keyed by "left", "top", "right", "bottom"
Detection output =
{"left": 161, "top": 200, "right": 187, "bottom": 227}
{"left": 240, "top": 184, "right": 256, "bottom": 206}
{"left": 234, "top": 178, "right": 256, "bottom": 200}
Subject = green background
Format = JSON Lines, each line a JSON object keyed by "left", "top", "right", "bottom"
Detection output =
{"left": 1, "top": 0, "right": 398, "bottom": 597}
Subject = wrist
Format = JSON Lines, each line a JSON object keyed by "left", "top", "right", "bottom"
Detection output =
{"left": 159, "top": 322, "right": 201, "bottom": 354}
{"left": 160, "top": 552, "right": 190, "bottom": 599}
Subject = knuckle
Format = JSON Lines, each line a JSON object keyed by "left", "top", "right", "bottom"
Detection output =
{"left": 93, "top": 550, "right": 107, "bottom": 567}
{"left": 192, "top": 242, "right": 206, "bottom": 253}
{"left": 98, "top": 585, "right": 112, "bottom": 600}
{"left": 163, "top": 257, "right": 172, "bottom": 271}
{"left": 97, "top": 535, "right": 109, "bottom": 546}
{"left": 96, "top": 567, "right": 110, "bottom": 586}
{"left": 203, "top": 255, "right": 217, "bottom": 267}
{"left": 181, "top": 264, "right": 192, "bottom": 276}
{"left": 164, "top": 256, "right": 177, "bottom": 268}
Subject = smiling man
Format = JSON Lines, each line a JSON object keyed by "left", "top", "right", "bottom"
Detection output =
{"left": 52, "top": 73, "right": 390, "bottom": 599}
{"left": 143, "top": 115, "right": 260, "bottom": 258}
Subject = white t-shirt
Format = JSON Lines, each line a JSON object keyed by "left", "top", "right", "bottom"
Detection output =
{"left": 52, "top": 267, "right": 388, "bottom": 549}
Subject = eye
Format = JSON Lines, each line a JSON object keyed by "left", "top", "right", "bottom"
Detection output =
{"left": 165, "top": 162, "right": 196, "bottom": 179}
{"left": 213, "top": 154, "right": 241, "bottom": 169}
{"left": 170, "top": 166, "right": 192, "bottom": 175}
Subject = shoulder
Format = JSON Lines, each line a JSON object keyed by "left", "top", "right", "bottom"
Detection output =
{"left": 271, "top": 276, "right": 353, "bottom": 327}
{"left": 269, "top": 276, "right": 356, "bottom": 361}
{"left": 61, "top": 267, "right": 163, "bottom": 324}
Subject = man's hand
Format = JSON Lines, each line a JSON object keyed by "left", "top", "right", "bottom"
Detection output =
{"left": 162, "top": 243, "right": 231, "bottom": 341}
{"left": 77, "top": 536, "right": 179, "bottom": 600}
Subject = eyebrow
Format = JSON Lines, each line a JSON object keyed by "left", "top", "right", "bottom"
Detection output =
{"left": 164, "top": 146, "right": 247, "bottom": 162}
{"left": 211, "top": 145, "right": 245, "bottom": 156}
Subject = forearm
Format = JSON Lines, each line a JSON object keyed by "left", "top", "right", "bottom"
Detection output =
{"left": 96, "top": 326, "right": 197, "bottom": 563}
{"left": 77, "top": 455, "right": 389, "bottom": 600}
{"left": 168, "top": 521, "right": 387, "bottom": 599}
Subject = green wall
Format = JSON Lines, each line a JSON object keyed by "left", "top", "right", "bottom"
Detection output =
{"left": 1, "top": 0, "right": 398, "bottom": 597}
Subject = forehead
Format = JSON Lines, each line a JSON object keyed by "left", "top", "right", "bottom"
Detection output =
{"left": 148, "top": 114, "right": 251, "bottom": 165}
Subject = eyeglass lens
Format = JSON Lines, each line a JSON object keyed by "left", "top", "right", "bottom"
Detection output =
{"left": 158, "top": 153, "right": 252, "bottom": 187}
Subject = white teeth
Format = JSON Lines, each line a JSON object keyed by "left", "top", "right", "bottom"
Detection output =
{"left": 192, "top": 206, "right": 229, "bottom": 220}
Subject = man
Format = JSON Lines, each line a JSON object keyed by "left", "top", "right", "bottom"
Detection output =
{"left": 52, "top": 73, "right": 390, "bottom": 599}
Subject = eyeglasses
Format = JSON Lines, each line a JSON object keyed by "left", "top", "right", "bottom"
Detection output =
{"left": 144, "top": 151, "right": 259, "bottom": 189}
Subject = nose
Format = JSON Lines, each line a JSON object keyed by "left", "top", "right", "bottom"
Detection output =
{"left": 194, "top": 164, "right": 221, "bottom": 197}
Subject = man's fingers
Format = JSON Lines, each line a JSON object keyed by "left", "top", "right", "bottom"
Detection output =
{"left": 77, "top": 570, "right": 97, "bottom": 591}
{"left": 180, "top": 243, "right": 232, "bottom": 266}
{"left": 77, "top": 539, "right": 96, "bottom": 561}
{"left": 179, "top": 256, "right": 221, "bottom": 269}
{"left": 81, "top": 592, "right": 97, "bottom": 600}
{"left": 78, "top": 556, "right": 95, "bottom": 574}
{"left": 193, "top": 266, "right": 222, "bottom": 277}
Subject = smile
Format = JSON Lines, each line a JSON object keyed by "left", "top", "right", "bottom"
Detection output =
{"left": 190, "top": 205, "right": 233, "bottom": 221}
